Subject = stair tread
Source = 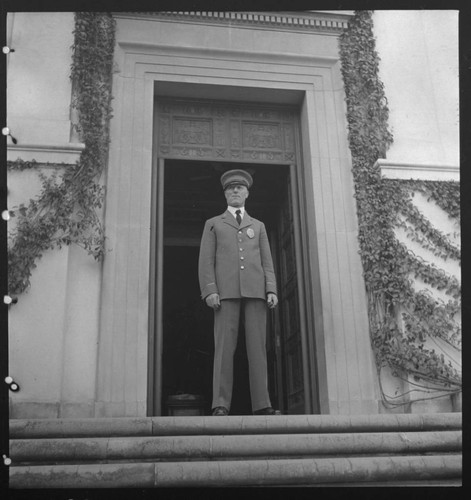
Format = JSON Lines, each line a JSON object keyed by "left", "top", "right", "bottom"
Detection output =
{"left": 10, "top": 430, "right": 462, "bottom": 464}
{"left": 9, "top": 454, "right": 462, "bottom": 488}
{"left": 10, "top": 412, "right": 462, "bottom": 439}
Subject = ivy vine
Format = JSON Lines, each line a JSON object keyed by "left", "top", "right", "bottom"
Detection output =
{"left": 8, "top": 13, "right": 116, "bottom": 295}
{"left": 339, "top": 11, "right": 461, "bottom": 408}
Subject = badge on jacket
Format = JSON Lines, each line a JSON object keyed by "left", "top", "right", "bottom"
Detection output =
{"left": 247, "top": 228, "right": 255, "bottom": 239}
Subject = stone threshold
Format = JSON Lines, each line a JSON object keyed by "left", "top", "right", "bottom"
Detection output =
{"left": 10, "top": 412, "right": 462, "bottom": 439}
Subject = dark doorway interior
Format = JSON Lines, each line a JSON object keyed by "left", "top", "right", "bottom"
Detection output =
{"left": 161, "top": 159, "right": 302, "bottom": 415}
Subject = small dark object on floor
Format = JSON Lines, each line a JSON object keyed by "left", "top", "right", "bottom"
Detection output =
{"left": 212, "top": 406, "right": 229, "bottom": 416}
{"left": 253, "top": 407, "right": 281, "bottom": 415}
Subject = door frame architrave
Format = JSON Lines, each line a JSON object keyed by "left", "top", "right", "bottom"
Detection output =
{"left": 147, "top": 100, "right": 320, "bottom": 414}
{"left": 96, "top": 25, "right": 377, "bottom": 417}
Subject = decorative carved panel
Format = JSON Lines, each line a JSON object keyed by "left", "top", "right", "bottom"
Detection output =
{"left": 173, "top": 118, "right": 212, "bottom": 146}
{"left": 156, "top": 99, "right": 297, "bottom": 164}
{"left": 242, "top": 122, "right": 281, "bottom": 149}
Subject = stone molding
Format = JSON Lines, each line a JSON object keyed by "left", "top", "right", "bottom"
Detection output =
{"left": 377, "top": 159, "right": 460, "bottom": 182}
{"left": 114, "top": 11, "right": 352, "bottom": 34}
{"left": 7, "top": 143, "right": 85, "bottom": 164}
{"left": 118, "top": 41, "right": 339, "bottom": 68}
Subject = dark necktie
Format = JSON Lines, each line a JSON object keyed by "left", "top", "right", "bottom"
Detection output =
{"left": 236, "top": 209, "right": 242, "bottom": 225}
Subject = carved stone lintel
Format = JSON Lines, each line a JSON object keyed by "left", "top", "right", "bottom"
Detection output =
{"left": 157, "top": 99, "right": 297, "bottom": 163}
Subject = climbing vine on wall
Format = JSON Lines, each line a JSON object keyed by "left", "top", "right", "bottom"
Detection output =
{"left": 8, "top": 13, "right": 116, "bottom": 295}
{"left": 339, "top": 11, "right": 461, "bottom": 408}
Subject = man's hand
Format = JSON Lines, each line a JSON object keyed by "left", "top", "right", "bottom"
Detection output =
{"left": 267, "top": 293, "right": 278, "bottom": 309}
{"left": 205, "top": 293, "right": 221, "bottom": 310}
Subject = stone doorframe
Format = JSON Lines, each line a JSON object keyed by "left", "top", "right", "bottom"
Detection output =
{"left": 95, "top": 13, "right": 379, "bottom": 417}
{"left": 149, "top": 99, "right": 315, "bottom": 416}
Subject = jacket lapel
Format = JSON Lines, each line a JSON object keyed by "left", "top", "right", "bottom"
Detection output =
{"left": 221, "top": 210, "right": 239, "bottom": 230}
{"left": 239, "top": 212, "right": 254, "bottom": 230}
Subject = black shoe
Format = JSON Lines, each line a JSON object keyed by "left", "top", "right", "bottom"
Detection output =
{"left": 253, "top": 407, "right": 281, "bottom": 415}
{"left": 212, "top": 406, "right": 229, "bottom": 416}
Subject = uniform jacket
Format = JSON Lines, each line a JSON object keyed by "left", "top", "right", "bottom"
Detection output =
{"left": 198, "top": 210, "right": 277, "bottom": 300}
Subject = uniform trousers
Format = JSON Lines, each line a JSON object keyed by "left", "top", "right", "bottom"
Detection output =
{"left": 212, "top": 298, "right": 271, "bottom": 412}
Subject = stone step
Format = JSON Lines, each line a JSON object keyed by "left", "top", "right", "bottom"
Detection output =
{"left": 10, "top": 430, "right": 461, "bottom": 465}
{"left": 9, "top": 413, "right": 462, "bottom": 487}
{"left": 10, "top": 412, "right": 462, "bottom": 439}
{"left": 9, "top": 454, "right": 462, "bottom": 488}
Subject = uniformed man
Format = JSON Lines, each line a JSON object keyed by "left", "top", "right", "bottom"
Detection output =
{"left": 198, "top": 169, "right": 280, "bottom": 416}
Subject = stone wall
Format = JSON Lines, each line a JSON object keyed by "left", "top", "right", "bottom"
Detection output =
{"left": 7, "top": 13, "right": 101, "bottom": 418}
{"left": 373, "top": 10, "right": 459, "bottom": 167}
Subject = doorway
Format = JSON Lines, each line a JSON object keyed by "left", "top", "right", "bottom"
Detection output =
{"left": 154, "top": 159, "right": 306, "bottom": 415}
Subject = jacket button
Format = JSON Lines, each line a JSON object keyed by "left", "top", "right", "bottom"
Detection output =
{"left": 241, "top": 266, "right": 245, "bottom": 270}
{"left": 240, "top": 256, "right": 244, "bottom": 260}
{"left": 239, "top": 248, "right": 243, "bottom": 251}
{"left": 238, "top": 231, "right": 242, "bottom": 234}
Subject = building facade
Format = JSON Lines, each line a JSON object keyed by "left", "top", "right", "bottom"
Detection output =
{"left": 6, "top": 11, "right": 460, "bottom": 420}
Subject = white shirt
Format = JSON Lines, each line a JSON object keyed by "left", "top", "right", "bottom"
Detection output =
{"left": 227, "top": 205, "right": 245, "bottom": 220}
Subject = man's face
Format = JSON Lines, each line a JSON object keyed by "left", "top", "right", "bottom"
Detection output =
{"left": 224, "top": 184, "right": 249, "bottom": 208}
